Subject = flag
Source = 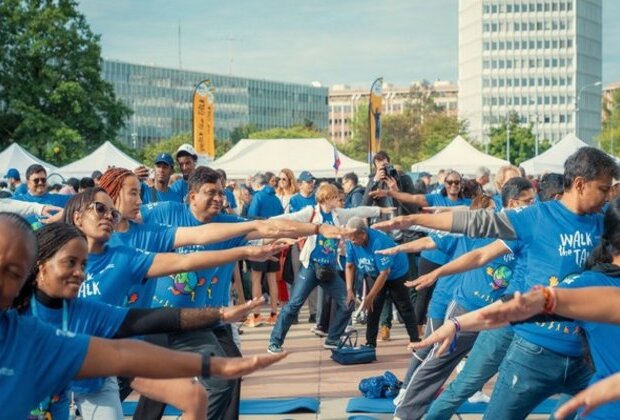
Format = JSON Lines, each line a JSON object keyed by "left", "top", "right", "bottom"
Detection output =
{"left": 368, "top": 77, "right": 383, "bottom": 166}
{"left": 192, "top": 79, "right": 215, "bottom": 160}
{"left": 332, "top": 142, "right": 341, "bottom": 174}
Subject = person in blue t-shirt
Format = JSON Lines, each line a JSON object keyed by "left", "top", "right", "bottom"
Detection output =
{"left": 345, "top": 219, "right": 419, "bottom": 347}
{"left": 139, "top": 153, "right": 183, "bottom": 204}
{"left": 288, "top": 170, "right": 317, "bottom": 212}
{"left": 4, "top": 167, "right": 27, "bottom": 195}
{"left": 169, "top": 143, "right": 198, "bottom": 201}
{"left": 380, "top": 147, "right": 619, "bottom": 420}
{"left": 16, "top": 222, "right": 273, "bottom": 420}
{"left": 246, "top": 172, "right": 285, "bottom": 324}
{"left": 13, "top": 164, "right": 71, "bottom": 222}
{"left": 0, "top": 212, "right": 287, "bottom": 420}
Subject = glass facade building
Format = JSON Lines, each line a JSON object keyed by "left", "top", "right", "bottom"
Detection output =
{"left": 459, "top": 0, "right": 602, "bottom": 145}
{"left": 102, "top": 60, "right": 328, "bottom": 148}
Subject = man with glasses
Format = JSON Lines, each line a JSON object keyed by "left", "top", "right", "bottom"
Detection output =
{"left": 289, "top": 171, "right": 317, "bottom": 213}
{"left": 14, "top": 164, "right": 71, "bottom": 211}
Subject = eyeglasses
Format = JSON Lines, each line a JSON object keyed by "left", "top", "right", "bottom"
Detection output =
{"left": 279, "top": 177, "right": 288, "bottom": 182}
{"left": 31, "top": 177, "right": 47, "bottom": 185}
{"left": 87, "top": 201, "right": 122, "bottom": 224}
{"left": 445, "top": 180, "right": 461, "bottom": 186}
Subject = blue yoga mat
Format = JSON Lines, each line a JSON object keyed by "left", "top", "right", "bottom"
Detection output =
{"left": 122, "top": 401, "right": 181, "bottom": 416}
{"left": 346, "top": 397, "right": 560, "bottom": 414}
{"left": 239, "top": 398, "right": 320, "bottom": 414}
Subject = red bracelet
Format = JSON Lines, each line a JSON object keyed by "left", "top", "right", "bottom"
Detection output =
{"left": 532, "top": 285, "right": 556, "bottom": 314}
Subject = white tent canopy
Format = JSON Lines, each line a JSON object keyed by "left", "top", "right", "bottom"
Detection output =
{"left": 0, "top": 143, "right": 59, "bottom": 178}
{"left": 410, "top": 135, "right": 510, "bottom": 175}
{"left": 59, "top": 141, "right": 142, "bottom": 179}
{"left": 519, "top": 134, "right": 591, "bottom": 175}
{"left": 209, "top": 138, "right": 370, "bottom": 179}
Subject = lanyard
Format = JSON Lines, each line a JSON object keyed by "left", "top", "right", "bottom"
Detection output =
{"left": 30, "top": 296, "right": 68, "bottom": 333}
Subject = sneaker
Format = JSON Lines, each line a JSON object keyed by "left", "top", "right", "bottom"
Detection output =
{"left": 379, "top": 325, "right": 391, "bottom": 341}
{"left": 267, "top": 343, "right": 283, "bottom": 354}
{"left": 392, "top": 388, "right": 407, "bottom": 406}
{"left": 308, "top": 314, "right": 317, "bottom": 324}
{"left": 468, "top": 390, "right": 491, "bottom": 404}
{"left": 243, "top": 314, "right": 264, "bottom": 328}
{"left": 323, "top": 339, "right": 340, "bottom": 349}
{"left": 265, "top": 313, "right": 278, "bottom": 325}
{"left": 344, "top": 325, "right": 357, "bottom": 334}
{"left": 310, "top": 325, "right": 328, "bottom": 337}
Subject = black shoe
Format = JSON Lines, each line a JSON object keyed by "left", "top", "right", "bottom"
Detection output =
{"left": 308, "top": 314, "right": 316, "bottom": 324}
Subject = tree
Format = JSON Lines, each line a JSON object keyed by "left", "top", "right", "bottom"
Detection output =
{"left": 248, "top": 125, "right": 325, "bottom": 139}
{"left": 487, "top": 113, "right": 551, "bottom": 166}
{"left": 597, "top": 90, "right": 620, "bottom": 157}
{"left": 142, "top": 132, "right": 230, "bottom": 165}
{"left": 0, "top": 0, "right": 131, "bottom": 165}
{"left": 419, "top": 114, "right": 469, "bottom": 159}
{"left": 230, "top": 123, "right": 258, "bottom": 144}
{"left": 339, "top": 104, "right": 369, "bottom": 163}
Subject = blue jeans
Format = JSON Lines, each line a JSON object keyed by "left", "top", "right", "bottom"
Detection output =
{"left": 426, "top": 326, "right": 514, "bottom": 420}
{"left": 270, "top": 264, "right": 353, "bottom": 345}
{"left": 483, "top": 335, "right": 593, "bottom": 420}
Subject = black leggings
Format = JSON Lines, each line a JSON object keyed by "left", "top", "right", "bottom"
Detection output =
{"left": 414, "top": 258, "right": 441, "bottom": 325}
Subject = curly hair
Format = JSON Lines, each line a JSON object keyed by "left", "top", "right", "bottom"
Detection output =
{"left": 99, "top": 168, "right": 136, "bottom": 202}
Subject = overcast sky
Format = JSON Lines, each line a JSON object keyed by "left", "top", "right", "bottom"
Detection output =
{"left": 78, "top": 0, "right": 620, "bottom": 88}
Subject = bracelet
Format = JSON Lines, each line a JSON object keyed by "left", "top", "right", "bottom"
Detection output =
{"left": 201, "top": 353, "right": 211, "bottom": 378}
{"left": 314, "top": 224, "right": 320, "bottom": 235}
{"left": 449, "top": 317, "right": 461, "bottom": 332}
{"left": 218, "top": 307, "right": 225, "bottom": 322}
{"left": 532, "top": 285, "right": 556, "bottom": 314}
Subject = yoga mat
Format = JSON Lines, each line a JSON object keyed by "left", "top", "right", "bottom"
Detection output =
{"left": 239, "top": 397, "right": 320, "bottom": 414}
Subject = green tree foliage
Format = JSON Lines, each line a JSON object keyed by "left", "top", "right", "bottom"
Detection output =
{"left": 487, "top": 112, "right": 551, "bottom": 166}
{"left": 597, "top": 90, "right": 620, "bottom": 157}
{"left": 248, "top": 125, "right": 325, "bottom": 139}
{"left": 142, "top": 132, "right": 231, "bottom": 165}
{"left": 0, "top": 0, "right": 131, "bottom": 165}
{"left": 230, "top": 123, "right": 259, "bottom": 144}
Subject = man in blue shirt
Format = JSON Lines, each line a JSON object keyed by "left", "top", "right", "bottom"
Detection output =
{"left": 246, "top": 173, "right": 284, "bottom": 326}
{"left": 13, "top": 164, "right": 71, "bottom": 214}
{"left": 289, "top": 171, "right": 317, "bottom": 212}
{"left": 345, "top": 218, "right": 419, "bottom": 347}
{"left": 4, "top": 168, "right": 27, "bottom": 195}
{"left": 141, "top": 153, "right": 182, "bottom": 204}
{"left": 169, "top": 143, "right": 198, "bottom": 201}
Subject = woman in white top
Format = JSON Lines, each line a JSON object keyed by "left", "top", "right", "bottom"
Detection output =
{"left": 276, "top": 168, "right": 298, "bottom": 213}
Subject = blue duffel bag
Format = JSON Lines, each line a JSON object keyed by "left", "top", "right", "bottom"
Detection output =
{"left": 330, "top": 331, "right": 376, "bottom": 365}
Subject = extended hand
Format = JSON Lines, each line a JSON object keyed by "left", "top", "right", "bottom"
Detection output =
{"left": 408, "top": 321, "right": 457, "bottom": 357}
{"left": 372, "top": 215, "right": 410, "bottom": 231}
{"left": 375, "top": 245, "right": 400, "bottom": 256}
{"left": 408, "top": 273, "right": 439, "bottom": 290}
{"left": 554, "top": 373, "right": 620, "bottom": 419}
{"left": 479, "top": 291, "right": 545, "bottom": 327}
{"left": 41, "top": 207, "right": 64, "bottom": 223}
{"left": 221, "top": 298, "right": 265, "bottom": 323}
{"left": 210, "top": 352, "right": 288, "bottom": 379}
{"left": 369, "top": 189, "right": 388, "bottom": 199}
{"left": 245, "top": 243, "right": 288, "bottom": 262}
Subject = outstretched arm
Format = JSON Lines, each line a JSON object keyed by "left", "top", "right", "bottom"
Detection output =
{"left": 375, "top": 236, "right": 437, "bottom": 256}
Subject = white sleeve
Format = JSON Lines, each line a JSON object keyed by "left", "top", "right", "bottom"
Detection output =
{"left": 270, "top": 205, "right": 314, "bottom": 222}
{"left": 0, "top": 198, "right": 45, "bottom": 217}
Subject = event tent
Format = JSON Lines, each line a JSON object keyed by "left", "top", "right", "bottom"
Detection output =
{"left": 0, "top": 143, "right": 58, "bottom": 178}
{"left": 209, "top": 138, "right": 370, "bottom": 179}
{"left": 410, "top": 135, "right": 510, "bottom": 175}
{"left": 519, "top": 133, "right": 590, "bottom": 175}
{"left": 59, "top": 141, "right": 142, "bottom": 179}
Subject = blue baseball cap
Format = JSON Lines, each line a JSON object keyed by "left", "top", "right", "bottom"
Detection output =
{"left": 4, "top": 168, "right": 20, "bottom": 180}
{"left": 298, "top": 171, "right": 315, "bottom": 182}
{"left": 154, "top": 153, "right": 174, "bottom": 167}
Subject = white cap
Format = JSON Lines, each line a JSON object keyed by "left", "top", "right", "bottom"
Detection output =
{"left": 176, "top": 143, "right": 198, "bottom": 158}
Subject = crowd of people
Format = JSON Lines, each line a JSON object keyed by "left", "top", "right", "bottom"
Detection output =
{"left": 2, "top": 142, "right": 620, "bottom": 419}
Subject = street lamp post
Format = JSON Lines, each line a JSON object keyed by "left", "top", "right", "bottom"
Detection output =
{"left": 506, "top": 118, "right": 511, "bottom": 163}
{"left": 575, "top": 81, "right": 602, "bottom": 138}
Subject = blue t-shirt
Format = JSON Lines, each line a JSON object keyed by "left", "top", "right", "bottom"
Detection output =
{"left": 492, "top": 194, "right": 503, "bottom": 211}
{"left": 224, "top": 188, "right": 237, "bottom": 210}
{"left": 559, "top": 270, "right": 620, "bottom": 419}
{"left": 427, "top": 232, "right": 461, "bottom": 319}
{"left": 140, "top": 183, "right": 183, "bottom": 204}
{"left": 14, "top": 183, "right": 28, "bottom": 195}
{"left": 141, "top": 201, "right": 247, "bottom": 309}
{"left": 247, "top": 186, "right": 284, "bottom": 219}
{"left": 0, "top": 310, "right": 89, "bottom": 419}
{"left": 289, "top": 193, "right": 316, "bottom": 213}
{"left": 25, "top": 298, "right": 128, "bottom": 399}
{"left": 13, "top": 191, "right": 71, "bottom": 223}
{"left": 508, "top": 200, "right": 603, "bottom": 356}
{"left": 346, "top": 228, "right": 409, "bottom": 280}
{"left": 169, "top": 178, "right": 189, "bottom": 201}
{"left": 78, "top": 244, "right": 155, "bottom": 307}
{"left": 421, "top": 195, "right": 472, "bottom": 265}
{"left": 310, "top": 211, "right": 339, "bottom": 266}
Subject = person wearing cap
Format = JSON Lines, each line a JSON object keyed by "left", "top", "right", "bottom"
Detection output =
{"left": 170, "top": 143, "right": 198, "bottom": 201}
{"left": 140, "top": 153, "right": 182, "bottom": 204}
{"left": 289, "top": 171, "right": 317, "bottom": 213}
{"left": 4, "top": 168, "right": 27, "bottom": 195}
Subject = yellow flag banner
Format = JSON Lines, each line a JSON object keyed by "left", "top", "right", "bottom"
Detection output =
{"left": 192, "top": 79, "right": 215, "bottom": 159}
{"left": 368, "top": 77, "right": 383, "bottom": 165}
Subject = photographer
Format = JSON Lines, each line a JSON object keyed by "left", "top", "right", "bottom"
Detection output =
{"left": 361, "top": 151, "right": 421, "bottom": 340}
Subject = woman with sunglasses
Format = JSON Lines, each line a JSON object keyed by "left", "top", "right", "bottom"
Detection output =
{"left": 16, "top": 222, "right": 271, "bottom": 419}
{"left": 276, "top": 168, "right": 298, "bottom": 213}
{"left": 61, "top": 188, "right": 284, "bottom": 418}
{"left": 370, "top": 170, "right": 471, "bottom": 336}
{"left": 0, "top": 213, "right": 287, "bottom": 420}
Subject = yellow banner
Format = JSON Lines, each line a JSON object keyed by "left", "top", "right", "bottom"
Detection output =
{"left": 368, "top": 78, "right": 383, "bottom": 162}
{"left": 192, "top": 80, "right": 215, "bottom": 159}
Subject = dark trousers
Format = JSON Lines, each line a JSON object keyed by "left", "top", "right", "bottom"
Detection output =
{"left": 365, "top": 274, "right": 419, "bottom": 347}
{"left": 380, "top": 252, "right": 419, "bottom": 328}
{"left": 414, "top": 258, "right": 441, "bottom": 325}
{"left": 133, "top": 325, "right": 241, "bottom": 420}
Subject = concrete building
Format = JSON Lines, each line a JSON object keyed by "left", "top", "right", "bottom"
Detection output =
{"left": 102, "top": 60, "right": 328, "bottom": 148}
{"left": 328, "top": 81, "right": 458, "bottom": 144}
{"left": 459, "top": 0, "right": 602, "bottom": 145}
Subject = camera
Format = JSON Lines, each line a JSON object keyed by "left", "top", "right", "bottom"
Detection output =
{"left": 384, "top": 164, "right": 399, "bottom": 179}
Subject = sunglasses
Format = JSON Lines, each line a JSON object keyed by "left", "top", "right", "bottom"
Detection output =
{"left": 445, "top": 180, "right": 461, "bottom": 186}
{"left": 31, "top": 177, "right": 47, "bottom": 185}
{"left": 87, "top": 201, "right": 122, "bottom": 224}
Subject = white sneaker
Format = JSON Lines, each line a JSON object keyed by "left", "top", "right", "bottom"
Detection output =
{"left": 468, "top": 390, "right": 491, "bottom": 404}
{"left": 393, "top": 388, "right": 407, "bottom": 406}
